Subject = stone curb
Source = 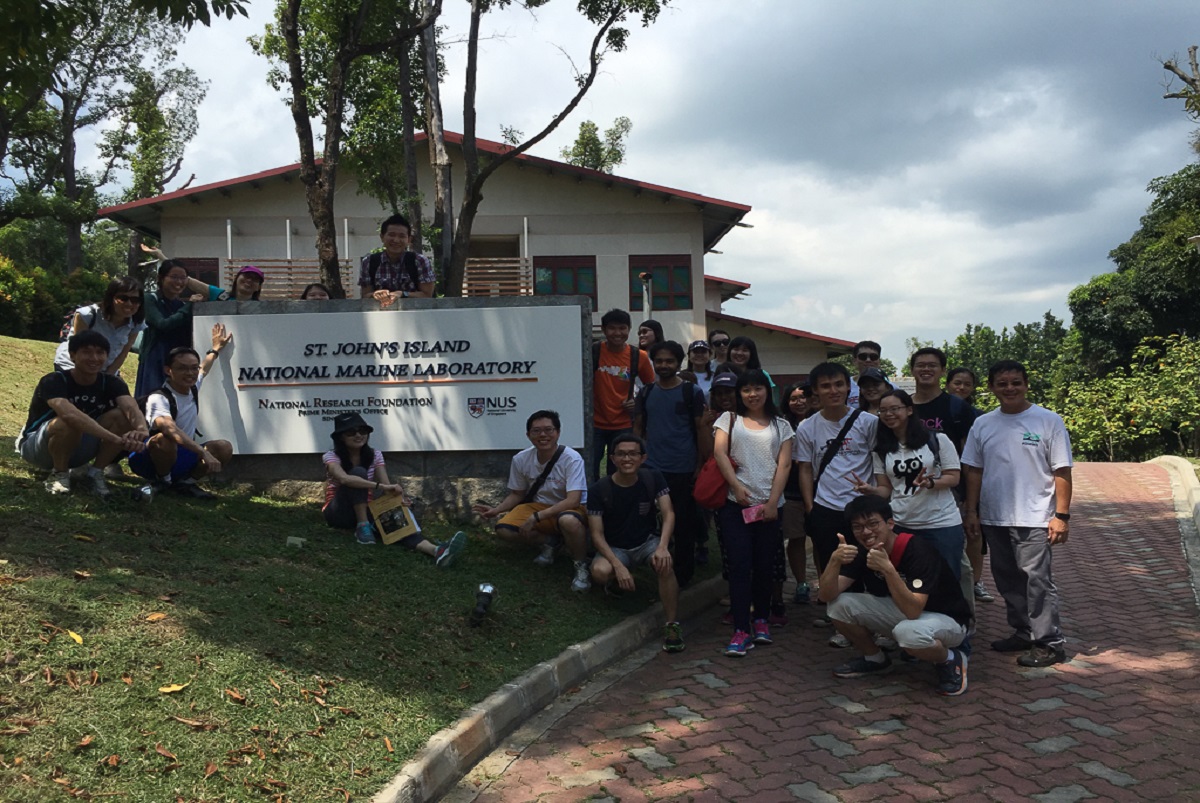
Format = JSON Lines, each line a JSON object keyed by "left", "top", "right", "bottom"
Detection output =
{"left": 1149, "top": 456, "right": 1200, "bottom": 604}
{"left": 371, "top": 574, "right": 725, "bottom": 803}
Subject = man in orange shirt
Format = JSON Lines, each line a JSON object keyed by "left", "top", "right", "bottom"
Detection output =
{"left": 593, "top": 308, "right": 656, "bottom": 480}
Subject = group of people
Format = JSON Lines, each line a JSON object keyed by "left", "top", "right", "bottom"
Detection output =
{"left": 17, "top": 229, "right": 1073, "bottom": 693}
{"left": 470, "top": 322, "right": 1073, "bottom": 699}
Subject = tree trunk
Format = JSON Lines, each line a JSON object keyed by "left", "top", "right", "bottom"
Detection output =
{"left": 398, "top": 39, "right": 422, "bottom": 253}
{"left": 420, "top": 0, "right": 452, "bottom": 291}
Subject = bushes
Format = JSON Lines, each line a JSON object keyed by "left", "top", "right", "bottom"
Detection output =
{"left": 0, "top": 256, "right": 111, "bottom": 341}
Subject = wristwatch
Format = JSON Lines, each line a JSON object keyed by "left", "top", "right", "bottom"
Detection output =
{"left": 1054, "top": 512, "right": 1070, "bottom": 521}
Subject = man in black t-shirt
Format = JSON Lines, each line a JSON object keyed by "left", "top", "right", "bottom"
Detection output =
{"left": 17, "top": 330, "right": 149, "bottom": 496}
{"left": 818, "top": 495, "right": 971, "bottom": 696}
{"left": 586, "top": 433, "right": 684, "bottom": 653}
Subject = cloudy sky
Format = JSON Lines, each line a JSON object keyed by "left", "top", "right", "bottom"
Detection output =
{"left": 166, "top": 0, "right": 1198, "bottom": 365}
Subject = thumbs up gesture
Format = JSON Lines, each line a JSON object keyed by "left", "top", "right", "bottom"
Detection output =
{"left": 833, "top": 532, "right": 860, "bottom": 565}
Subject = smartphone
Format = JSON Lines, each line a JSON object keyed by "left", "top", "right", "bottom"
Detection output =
{"left": 742, "top": 504, "right": 765, "bottom": 524}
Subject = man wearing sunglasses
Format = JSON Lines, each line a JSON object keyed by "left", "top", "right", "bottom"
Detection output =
{"left": 847, "top": 340, "right": 888, "bottom": 408}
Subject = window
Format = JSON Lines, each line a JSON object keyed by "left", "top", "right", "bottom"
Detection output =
{"left": 629, "top": 255, "right": 692, "bottom": 311}
{"left": 534, "top": 256, "right": 597, "bottom": 302}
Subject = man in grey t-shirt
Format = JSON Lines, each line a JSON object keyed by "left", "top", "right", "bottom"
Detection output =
{"left": 962, "top": 360, "right": 1073, "bottom": 668}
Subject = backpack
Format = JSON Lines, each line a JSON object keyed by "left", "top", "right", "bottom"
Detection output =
{"left": 636, "top": 381, "right": 699, "bottom": 440}
{"left": 137, "top": 383, "right": 200, "bottom": 434}
{"left": 591, "top": 341, "right": 641, "bottom": 401}
{"left": 366, "top": 251, "right": 421, "bottom": 292}
{"left": 58, "top": 304, "right": 99, "bottom": 342}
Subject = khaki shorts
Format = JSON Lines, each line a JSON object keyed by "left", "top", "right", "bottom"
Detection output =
{"left": 498, "top": 502, "right": 588, "bottom": 536}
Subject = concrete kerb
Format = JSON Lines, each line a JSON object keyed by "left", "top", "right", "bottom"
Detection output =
{"left": 1149, "top": 456, "right": 1200, "bottom": 605}
{"left": 371, "top": 574, "right": 725, "bottom": 803}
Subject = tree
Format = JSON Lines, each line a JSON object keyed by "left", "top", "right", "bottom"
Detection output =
{"left": 560, "top": 116, "right": 632, "bottom": 173}
{"left": 940, "top": 311, "right": 1067, "bottom": 404}
{"left": 2, "top": 1, "right": 193, "bottom": 272}
{"left": 428, "top": 0, "right": 668, "bottom": 297}
{"left": 251, "top": 0, "right": 441, "bottom": 296}
{"left": 1162, "top": 45, "right": 1200, "bottom": 154}
{"left": 1068, "top": 163, "right": 1200, "bottom": 373}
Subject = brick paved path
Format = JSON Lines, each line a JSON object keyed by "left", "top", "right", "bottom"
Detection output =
{"left": 461, "top": 463, "right": 1200, "bottom": 802}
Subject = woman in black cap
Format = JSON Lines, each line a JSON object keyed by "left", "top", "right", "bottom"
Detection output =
{"left": 322, "top": 412, "right": 465, "bottom": 564}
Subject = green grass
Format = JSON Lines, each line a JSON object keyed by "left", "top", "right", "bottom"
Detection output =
{"left": 0, "top": 335, "right": 684, "bottom": 802}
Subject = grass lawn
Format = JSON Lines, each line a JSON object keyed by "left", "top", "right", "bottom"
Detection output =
{"left": 0, "top": 336, "right": 688, "bottom": 802}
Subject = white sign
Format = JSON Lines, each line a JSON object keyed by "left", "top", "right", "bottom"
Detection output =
{"left": 194, "top": 305, "right": 586, "bottom": 454}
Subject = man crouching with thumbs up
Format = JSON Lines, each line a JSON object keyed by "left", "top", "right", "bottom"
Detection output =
{"left": 818, "top": 495, "right": 972, "bottom": 696}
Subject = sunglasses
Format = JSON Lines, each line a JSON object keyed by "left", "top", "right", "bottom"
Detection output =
{"left": 710, "top": 339, "right": 730, "bottom": 347}
{"left": 116, "top": 295, "right": 142, "bottom": 303}
{"left": 344, "top": 427, "right": 371, "bottom": 436}
{"left": 856, "top": 353, "right": 880, "bottom": 361}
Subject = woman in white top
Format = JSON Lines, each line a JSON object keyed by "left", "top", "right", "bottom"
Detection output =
{"left": 854, "top": 389, "right": 973, "bottom": 603}
{"left": 713, "top": 369, "right": 794, "bottom": 657}
{"left": 54, "top": 277, "right": 146, "bottom": 375}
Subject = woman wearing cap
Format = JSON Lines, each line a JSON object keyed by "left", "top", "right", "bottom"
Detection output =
{"left": 227, "top": 266, "right": 264, "bottom": 301}
{"left": 323, "top": 412, "right": 466, "bottom": 565}
{"left": 856, "top": 367, "right": 888, "bottom": 415}
{"left": 680, "top": 340, "right": 715, "bottom": 396}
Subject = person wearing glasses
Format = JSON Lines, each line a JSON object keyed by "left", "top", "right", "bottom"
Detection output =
{"left": 819, "top": 494, "right": 971, "bottom": 697}
{"left": 852, "top": 389, "right": 974, "bottom": 622}
{"left": 323, "top": 412, "right": 467, "bottom": 565}
{"left": 473, "top": 411, "right": 591, "bottom": 592}
{"left": 585, "top": 433, "right": 684, "bottom": 653}
{"left": 55, "top": 277, "right": 147, "bottom": 376}
{"left": 707, "top": 329, "right": 730, "bottom": 369}
{"left": 847, "top": 340, "right": 887, "bottom": 408}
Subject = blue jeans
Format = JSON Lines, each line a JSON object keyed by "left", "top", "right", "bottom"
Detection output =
{"left": 908, "top": 522, "right": 973, "bottom": 655}
{"left": 717, "top": 502, "right": 782, "bottom": 633}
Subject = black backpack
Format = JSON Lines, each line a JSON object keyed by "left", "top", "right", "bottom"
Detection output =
{"left": 366, "top": 251, "right": 421, "bottom": 292}
{"left": 58, "top": 304, "right": 99, "bottom": 342}
{"left": 137, "top": 384, "right": 200, "bottom": 433}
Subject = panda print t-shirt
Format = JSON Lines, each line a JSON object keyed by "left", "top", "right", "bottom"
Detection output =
{"left": 871, "top": 433, "right": 962, "bottom": 529}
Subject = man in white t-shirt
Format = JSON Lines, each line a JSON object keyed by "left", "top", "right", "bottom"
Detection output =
{"left": 473, "top": 410, "right": 592, "bottom": 592}
{"left": 795, "top": 362, "right": 879, "bottom": 580}
{"left": 962, "top": 360, "right": 1073, "bottom": 668}
{"left": 128, "top": 325, "right": 234, "bottom": 499}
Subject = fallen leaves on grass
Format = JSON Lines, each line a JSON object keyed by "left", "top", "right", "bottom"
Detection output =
{"left": 121, "top": 674, "right": 132, "bottom": 685}
{"left": 268, "top": 677, "right": 281, "bottom": 691}
{"left": 73, "top": 570, "right": 91, "bottom": 581}
{"left": 103, "top": 754, "right": 120, "bottom": 767}
{"left": 384, "top": 736, "right": 393, "bottom": 753}
{"left": 146, "top": 613, "right": 169, "bottom": 622}
{"left": 158, "top": 683, "right": 189, "bottom": 694}
{"left": 73, "top": 534, "right": 95, "bottom": 543}
{"left": 170, "top": 715, "right": 217, "bottom": 731}
{"left": 154, "top": 744, "right": 177, "bottom": 761}
{"left": 204, "top": 760, "right": 219, "bottom": 779}
{"left": 0, "top": 727, "right": 31, "bottom": 736}
{"left": 225, "top": 688, "right": 247, "bottom": 705}
{"left": 332, "top": 789, "right": 351, "bottom": 802}
{"left": 75, "top": 735, "right": 94, "bottom": 750}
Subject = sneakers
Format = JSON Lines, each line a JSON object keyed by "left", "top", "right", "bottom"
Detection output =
{"left": 435, "top": 531, "right": 468, "bottom": 568}
{"left": 936, "top": 651, "right": 968, "bottom": 696}
{"left": 974, "top": 581, "right": 995, "bottom": 603}
{"left": 833, "top": 653, "right": 892, "bottom": 678}
{"left": 991, "top": 633, "right": 1033, "bottom": 653}
{"left": 87, "top": 468, "right": 112, "bottom": 498}
{"left": 768, "top": 604, "right": 788, "bottom": 628}
{"left": 45, "top": 470, "right": 71, "bottom": 495}
{"left": 354, "top": 522, "right": 376, "bottom": 545}
{"left": 792, "top": 581, "right": 811, "bottom": 605}
{"left": 828, "top": 632, "right": 851, "bottom": 648}
{"left": 662, "top": 622, "right": 685, "bottom": 653}
{"left": 1017, "top": 644, "right": 1066, "bottom": 667}
{"left": 725, "top": 630, "right": 754, "bottom": 657}
{"left": 532, "top": 542, "right": 554, "bottom": 566}
{"left": 570, "top": 559, "right": 591, "bottom": 592}
{"left": 102, "top": 462, "right": 126, "bottom": 479}
{"left": 752, "top": 619, "right": 773, "bottom": 645}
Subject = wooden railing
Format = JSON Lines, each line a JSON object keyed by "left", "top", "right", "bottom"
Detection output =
{"left": 223, "top": 256, "right": 535, "bottom": 298}
{"left": 461, "top": 257, "right": 534, "bottom": 297}
{"left": 223, "top": 259, "right": 356, "bottom": 299}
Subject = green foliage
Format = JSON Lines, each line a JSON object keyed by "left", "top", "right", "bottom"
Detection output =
{"left": 560, "top": 116, "right": 632, "bottom": 173}
{"left": 941, "top": 311, "right": 1067, "bottom": 405}
{"left": 1061, "top": 334, "right": 1200, "bottom": 460}
{"left": 1069, "top": 163, "right": 1200, "bottom": 373}
{"left": 0, "top": 255, "right": 112, "bottom": 341}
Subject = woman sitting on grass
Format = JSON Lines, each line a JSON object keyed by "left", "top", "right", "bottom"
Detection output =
{"left": 323, "top": 412, "right": 465, "bottom": 565}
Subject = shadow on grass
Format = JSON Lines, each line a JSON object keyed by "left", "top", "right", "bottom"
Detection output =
{"left": 0, "top": 451, "right": 684, "bottom": 801}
